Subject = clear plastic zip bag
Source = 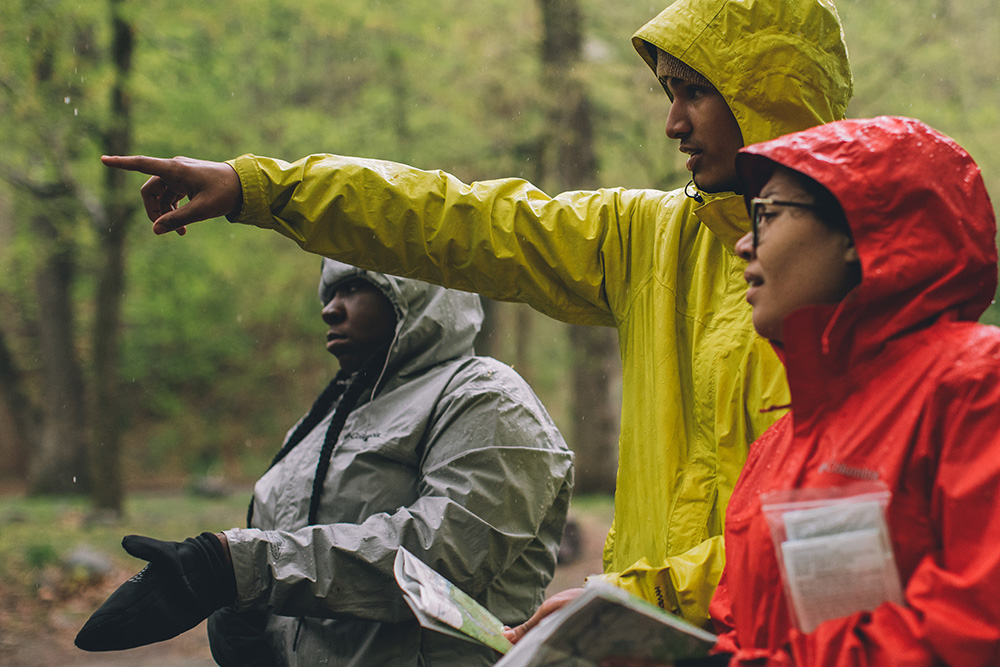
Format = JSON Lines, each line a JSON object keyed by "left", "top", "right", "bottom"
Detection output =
{"left": 760, "top": 480, "right": 904, "bottom": 632}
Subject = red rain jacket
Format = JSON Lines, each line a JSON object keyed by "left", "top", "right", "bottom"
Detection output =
{"left": 711, "top": 117, "right": 1000, "bottom": 666}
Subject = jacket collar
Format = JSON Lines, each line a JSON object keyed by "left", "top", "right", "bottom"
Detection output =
{"left": 693, "top": 192, "right": 750, "bottom": 251}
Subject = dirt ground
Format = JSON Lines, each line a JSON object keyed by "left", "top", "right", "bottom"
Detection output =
{"left": 0, "top": 508, "right": 611, "bottom": 666}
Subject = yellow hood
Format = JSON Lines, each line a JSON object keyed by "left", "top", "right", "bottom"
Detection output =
{"left": 633, "top": 0, "right": 853, "bottom": 147}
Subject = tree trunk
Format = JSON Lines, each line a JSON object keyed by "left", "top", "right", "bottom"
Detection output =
{"left": 387, "top": 46, "right": 413, "bottom": 163}
{"left": 30, "top": 212, "right": 89, "bottom": 494}
{"left": 474, "top": 297, "right": 502, "bottom": 358}
{"left": 0, "top": 324, "right": 39, "bottom": 481}
{"left": 568, "top": 325, "right": 619, "bottom": 493}
{"left": 537, "top": 0, "right": 619, "bottom": 494}
{"left": 514, "top": 305, "right": 535, "bottom": 387}
{"left": 89, "top": 0, "right": 134, "bottom": 515}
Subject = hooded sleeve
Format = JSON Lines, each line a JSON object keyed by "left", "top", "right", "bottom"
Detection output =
{"left": 227, "top": 153, "right": 657, "bottom": 328}
{"left": 713, "top": 357, "right": 1000, "bottom": 667}
{"left": 224, "top": 358, "right": 574, "bottom": 625}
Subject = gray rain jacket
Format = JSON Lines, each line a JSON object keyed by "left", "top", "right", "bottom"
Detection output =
{"left": 219, "top": 260, "right": 574, "bottom": 666}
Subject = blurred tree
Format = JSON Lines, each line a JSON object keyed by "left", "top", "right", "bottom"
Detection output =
{"left": 0, "top": 325, "right": 38, "bottom": 478}
{"left": 88, "top": 0, "right": 136, "bottom": 514}
{"left": 0, "top": 1, "right": 97, "bottom": 495}
{"left": 0, "top": 0, "right": 137, "bottom": 513}
{"left": 31, "top": 202, "right": 89, "bottom": 495}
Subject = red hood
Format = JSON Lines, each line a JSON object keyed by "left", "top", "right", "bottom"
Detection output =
{"left": 735, "top": 117, "right": 997, "bottom": 405}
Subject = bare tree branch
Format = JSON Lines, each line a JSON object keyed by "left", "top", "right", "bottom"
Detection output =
{"left": 0, "top": 166, "right": 74, "bottom": 199}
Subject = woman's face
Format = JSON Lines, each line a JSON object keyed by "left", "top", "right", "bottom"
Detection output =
{"left": 321, "top": 279, "right": 397, "bottom": 373}
{"left": 735, "top": 167, "right": 859, "bottom": 343}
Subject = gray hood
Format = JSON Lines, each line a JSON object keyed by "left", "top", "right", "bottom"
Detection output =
{"left": 319, "top": 259, "right": 483, "bottom": 382}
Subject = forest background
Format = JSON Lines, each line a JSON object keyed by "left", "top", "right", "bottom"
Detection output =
{"left": 2, "top": 0, "right": 999, "bottom": 552}
{"left": 0, "top": 0, "right": 997, "bottom": 663}
{"left": 4, "top": 0, "right": 998, "bottom": 509}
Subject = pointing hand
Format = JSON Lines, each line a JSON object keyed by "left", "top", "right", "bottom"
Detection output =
{"left": 101, "top": 155, "right": 243, "bottom": 235}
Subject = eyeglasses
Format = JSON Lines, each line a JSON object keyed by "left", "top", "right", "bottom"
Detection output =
{"left": 750, "top": 197, "right": 818, "bottom": 248}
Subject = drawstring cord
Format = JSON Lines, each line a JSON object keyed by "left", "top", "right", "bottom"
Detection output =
{"left": 684, "top": 179, "right": 704, "bottom": 203}
{"left": 821, "top": 297, "right": 853, "bottom": 356}
{"left": 364, "top": 324, "right": 401, "bottom": 430}
{"left": 292, "top": 617, "right": 304, "bottom": 651}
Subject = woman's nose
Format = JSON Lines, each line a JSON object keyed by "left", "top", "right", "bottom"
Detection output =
{"left": 735, "top": 230, "right": 755, "bottom": 260}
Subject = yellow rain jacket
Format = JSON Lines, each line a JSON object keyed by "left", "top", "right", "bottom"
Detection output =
{"left": 228, "top": 0, "right": 852, "bottom": 627}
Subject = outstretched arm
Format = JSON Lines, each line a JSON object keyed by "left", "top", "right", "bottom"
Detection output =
{"left": 101, "top": 155, "right": 242, "bottom": 234}
{"left": 106, "top": 152, "right": 666, "bottom": 328}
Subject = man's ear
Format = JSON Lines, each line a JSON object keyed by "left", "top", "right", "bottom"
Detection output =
{"left": 844, "top": 244, "right": 860, "bottom": 263}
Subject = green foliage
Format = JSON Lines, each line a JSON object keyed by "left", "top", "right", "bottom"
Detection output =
{"left": 567, "top": 492, "right": 616, "bottom": 515}
{"left": 24, "top": 543, "right": 59, "bottom": 569}
{"left": 121, "top": 225, "right": 330, "bottom": 477}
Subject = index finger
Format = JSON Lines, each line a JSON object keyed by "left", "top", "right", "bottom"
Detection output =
{"left": 101, "top": 155, "right": 177, "bottom": 178}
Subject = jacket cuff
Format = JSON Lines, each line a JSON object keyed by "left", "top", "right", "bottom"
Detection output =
{"left": 225, "top": 156, "right": 274, "bottom": 229}
{"left": 223, "top": 528, "right": 276, "bottom": 610}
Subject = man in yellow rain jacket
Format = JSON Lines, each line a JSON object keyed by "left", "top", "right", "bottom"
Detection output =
{"left": 104, "top": 0, "right": 852, "bottom": 628}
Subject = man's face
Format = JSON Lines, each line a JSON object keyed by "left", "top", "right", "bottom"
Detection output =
{"left": 321, "top": 279, "right": 397, "bottom": 373}
{"left": 657, "top": 51, "right": 744, "bottom": 194}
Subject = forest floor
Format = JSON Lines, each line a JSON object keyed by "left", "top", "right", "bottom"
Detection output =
{"left": 0, "top": 486, "right": 613, "bottom": 666}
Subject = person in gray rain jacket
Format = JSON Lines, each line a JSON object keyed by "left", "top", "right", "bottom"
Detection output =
{"left": 74, "top": 259, "right": 574, "bottom": 667}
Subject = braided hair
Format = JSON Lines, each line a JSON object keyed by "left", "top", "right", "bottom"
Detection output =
{"left": 246, "top": 344, "right": 391, "bottom": 527}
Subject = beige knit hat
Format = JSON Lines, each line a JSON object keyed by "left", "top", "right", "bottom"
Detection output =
{"left": 657, "top": 51, "right": 712, "bottom": 87}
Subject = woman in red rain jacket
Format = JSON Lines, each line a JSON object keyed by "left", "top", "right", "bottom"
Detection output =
{"left": 703, "top": 116, "right": 1000, "bottom": 666}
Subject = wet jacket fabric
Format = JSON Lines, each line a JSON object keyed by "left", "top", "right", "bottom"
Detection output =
{"left": 712, "top": 117, "right": 1000, "bottom": 666}
{"left": 220, "top": 261, "right": 574, "bottom": 666}
{"left": 227, "top": 0, "right": 852, "bottom": 626}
